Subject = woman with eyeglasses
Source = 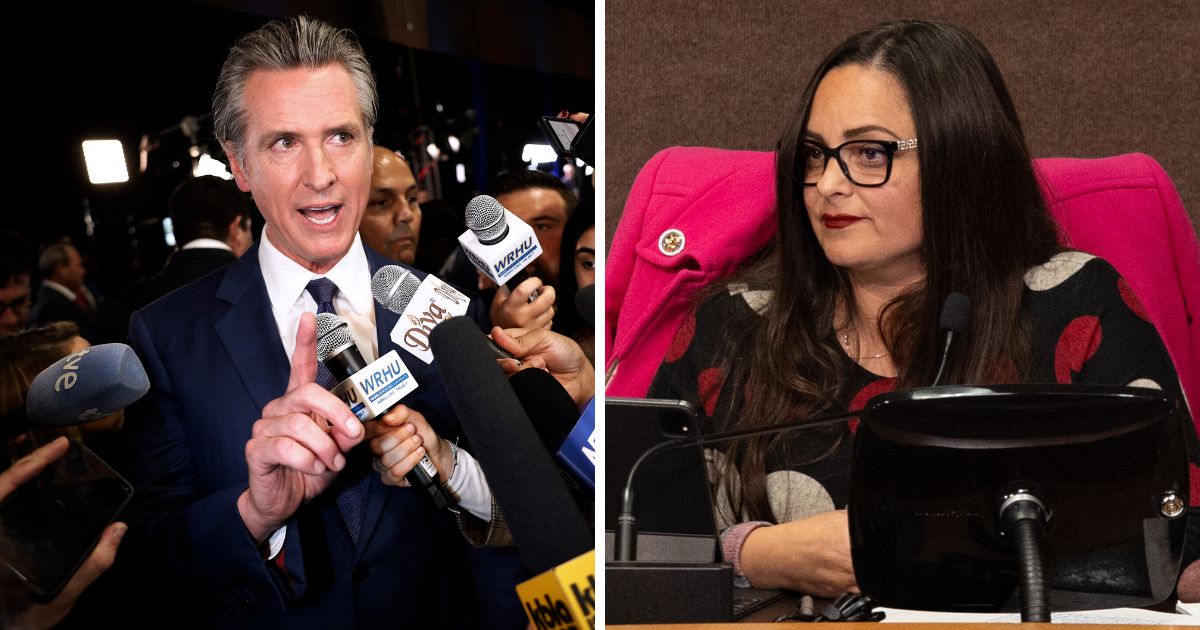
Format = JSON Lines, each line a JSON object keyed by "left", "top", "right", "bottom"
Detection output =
{"left": 646, "top": 19, "right": 1196, "bottom": 598}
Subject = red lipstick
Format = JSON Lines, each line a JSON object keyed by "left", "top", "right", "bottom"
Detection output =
{"left": 822, "top": 214, "right": 863, "bottom": 229}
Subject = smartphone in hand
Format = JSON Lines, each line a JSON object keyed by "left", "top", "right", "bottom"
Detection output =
{"left": 0, "top": 440, "right": 133, "bottom": 603}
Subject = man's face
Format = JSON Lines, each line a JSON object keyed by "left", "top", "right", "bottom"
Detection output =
{"left": 226, "top": 64, "right": 373, "bottom": 274}
{"left": 58, "top": 247, "right": 86, "bottom": 290}
{"left": 496, "top": 188, "right": 568, "bottom": 285}
{"left": 0, "top": 275, "right": 31, "bottom": 336}
{"left": 360, "top": 147, "right": 422, "bottom": 264}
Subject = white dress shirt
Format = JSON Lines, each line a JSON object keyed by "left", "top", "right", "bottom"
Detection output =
{"left": 255, "top": 227, "right": 492, "bottom": 558}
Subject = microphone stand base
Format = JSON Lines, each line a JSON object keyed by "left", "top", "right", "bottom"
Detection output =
{"left": 606, "top": 561, "right": 733, "bottom": 624}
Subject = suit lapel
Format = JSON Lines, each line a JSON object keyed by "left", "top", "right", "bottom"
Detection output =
{"left": 358, "top": 248, "right": 403, "bottom": 557}
{"left": 213, "top": 242, "right": 290, "bottom": 412}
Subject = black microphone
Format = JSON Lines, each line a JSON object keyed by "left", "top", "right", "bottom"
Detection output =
{"left": 931, "top": 292, "right": 971, "bottom": 387}
{"left": 430, "top": 316, "right": 592, "bottom": 574}
{"left": 612, "top": 406, "right": 860, "bottom": 562}
{"left": 574, "top": 283, "right": 595, "bottom": 328}
{"left": 1, "top": 343, "right": 150, "bottom": 442}
{"left": 314, "top": 312, "right": 455, "bottom": 510}
{"left": 509, "top": 368, "right": 595, "bottom": 509}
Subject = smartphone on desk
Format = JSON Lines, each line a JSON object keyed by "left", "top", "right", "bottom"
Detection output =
{"left": 0, "top": 439, "right": 133, "bottom": 603}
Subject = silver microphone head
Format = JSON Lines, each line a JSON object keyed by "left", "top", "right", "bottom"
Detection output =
{"left": 371, "top": 265, "right": 421, "bottom": 313}
{"left": 315, "top": 312, "right": 355, "bottom": 362}
{"left": 464, "top": 195, "right": 509, "bottom": 245}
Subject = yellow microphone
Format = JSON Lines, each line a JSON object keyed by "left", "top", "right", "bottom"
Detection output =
{"left": 516, "top": 549, "right": 596, "bottom": 630}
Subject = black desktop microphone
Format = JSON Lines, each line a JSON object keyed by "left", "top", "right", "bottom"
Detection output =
{"left": 931, "top": 292, "right": 971, "bottom": 387}
{"left": 612, "top": 407, "right": 860, "bottom": 562}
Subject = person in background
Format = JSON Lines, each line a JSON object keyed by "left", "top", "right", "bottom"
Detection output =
{"left": 99, "top": 175, "right": 254, "bottom": 343}
{"left": 483, "top": 170, "right": 577, "bottom": 331}
{"left": 30, "top": 243, "right": 96, "bottom": 342}
{"left": 0, "top": 322, "right": 125, "bottom": 461}
{"left": 552, "top": 197, "right": 595, "bottom": 362}
{"left": 359, "top": 146, "right": 422, "bottom": 265}
{"left": 0, "top": 231, "right": 33, "bottom": 337}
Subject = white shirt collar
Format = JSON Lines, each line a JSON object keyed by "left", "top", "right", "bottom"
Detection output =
{"left": 41, "top": 280, "right": 76, "bottom": 301}
{"left": 258, "top": 225, "right": 373, "bottom": 321}
{"left": 181, "top": 238, "right": 233, "bottom": 252}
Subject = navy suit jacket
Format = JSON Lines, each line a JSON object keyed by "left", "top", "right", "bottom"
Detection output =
{"left": 120, "top": 241, "right": 485, "bottom": 628}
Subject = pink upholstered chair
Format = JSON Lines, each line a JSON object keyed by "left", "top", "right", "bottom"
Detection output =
{"left": 605, "top": 149, "right": 1200, "bottom": 421}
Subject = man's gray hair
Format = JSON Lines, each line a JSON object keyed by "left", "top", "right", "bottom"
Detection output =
{"left": 37, "top": 243, "right": 74, "bottom": 278}
{"left": 212, "top": 15, "right": 378, "bottom": 166}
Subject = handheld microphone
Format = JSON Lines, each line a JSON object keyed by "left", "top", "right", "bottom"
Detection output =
{"left": 1, "top": 343, "right": 150, "bottom": 442}
{"left": 931, "top": 292, "right": 971, "bottom": 387}
{"left": 509, "top": 368, "right": 596, "bottom": 494}
{"left": 430, "top": 316, "right": 592, "bottom": 574}
{"left": 516, "top": 549, "right": 597, "bottom": 630}
{"left": 459, "top": 195, "right": 543, "bottom": 297}
{"left": 314, "top": 312, "right": 454, "bottom": 510}
{"left": 574, "top": 283, "right": 595, "bottom": 328}
{"left": 371, "top": 265, "right": 515, "bottom": 364}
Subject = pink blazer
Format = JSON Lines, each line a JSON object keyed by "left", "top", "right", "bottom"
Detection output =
{"left": 605, "top": 148, "right": 1200, "bottom": 423}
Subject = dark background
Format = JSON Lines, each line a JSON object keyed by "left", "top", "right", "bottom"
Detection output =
{"left": 14, "top": 0, "right": 593, "bottom": 299}
{"left": 604, "top": 0, "right": 1199, "bottom": 245}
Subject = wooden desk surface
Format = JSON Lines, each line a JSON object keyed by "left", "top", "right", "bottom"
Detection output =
{"left": 614, "top": 619, "right": 1195, "bottom": 624}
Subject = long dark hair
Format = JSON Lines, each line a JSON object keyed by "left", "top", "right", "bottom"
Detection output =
{"left": 714, "top": 20, "right": 1061, "bottom": 521}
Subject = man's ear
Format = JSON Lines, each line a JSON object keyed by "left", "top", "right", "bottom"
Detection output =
{"left": 225, "top": 215, "right": 246, "bottom": 248}
{"left": 223, "top": 142, "right": 252, "bottom": 193}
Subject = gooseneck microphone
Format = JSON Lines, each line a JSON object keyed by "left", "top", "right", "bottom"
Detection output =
{"left": 430, "top": 316, "right": 592, "bottom": 575}
{"left": 314, "top": 312, "right": 455, "bottom": 510}
{"left": 930, "top": 292, "right": 971, "bottom": 387}
{"left": 1, "top": 343, "right": 150, "bottom": 442}
{"left": 612, "top": 408, "right": 860, "bottom": 562}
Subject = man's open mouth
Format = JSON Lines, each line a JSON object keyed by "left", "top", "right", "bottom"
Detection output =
{"left": 299, "top": 204, "right": 343, "bottom": 225}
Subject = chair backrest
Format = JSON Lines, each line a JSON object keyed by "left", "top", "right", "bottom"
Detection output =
{"left": 605, "top": 148, "right": 1200, "bottom": 423}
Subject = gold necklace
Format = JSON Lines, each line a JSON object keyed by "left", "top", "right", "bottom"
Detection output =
{"left": 839, "top": 330, "right": 889, "bottom": 360}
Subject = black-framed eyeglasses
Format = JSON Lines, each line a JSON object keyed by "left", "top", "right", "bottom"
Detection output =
{"left": 802, "top": 138, "right": 918, "bottom": 187}
{"left": 0, "top": 294, "right": 30, "bottom": 315}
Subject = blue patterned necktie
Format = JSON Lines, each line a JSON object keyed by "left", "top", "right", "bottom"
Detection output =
{"left": 305, "top": 278, "right": 369, "bottom": 544}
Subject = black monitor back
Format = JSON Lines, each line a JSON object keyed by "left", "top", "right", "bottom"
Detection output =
{"left": 849, "top": 384, "right": 1188, "bottom": 612}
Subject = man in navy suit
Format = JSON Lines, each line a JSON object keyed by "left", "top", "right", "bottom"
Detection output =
{"left": 117, "top": 17, "right": 507, "bottom": 628}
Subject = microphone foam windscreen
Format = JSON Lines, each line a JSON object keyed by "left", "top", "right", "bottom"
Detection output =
{"left": 574, "top": 284, "right": 595, "bottom": 328}
{"left": 26, "top": 343, "right": 150, "bottom": 426}
{"left": 371, "top": 265, "right": 421, "bottom": 313}
{"left": 940, "top": 292, "right": 971, "bottom": 334}
{"left": 464, "top": 195, "right": 509, "bottom": 245}
{"left": 315, "top": 312, "right": 354, "bottom": 362}
{"left": 431, "top": 316, "right": 592, "bottom": 573}
{"left": 509, "top": 367, "right": 580, "bottom": 450}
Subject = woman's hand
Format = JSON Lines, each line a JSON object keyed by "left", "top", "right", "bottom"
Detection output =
{"left": 739, "top": 510, "right": 858, "bottom": 597}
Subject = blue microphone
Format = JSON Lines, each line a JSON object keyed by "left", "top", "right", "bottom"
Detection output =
{"left": 1, "top": 343, "right": 150, "bottom": 442}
